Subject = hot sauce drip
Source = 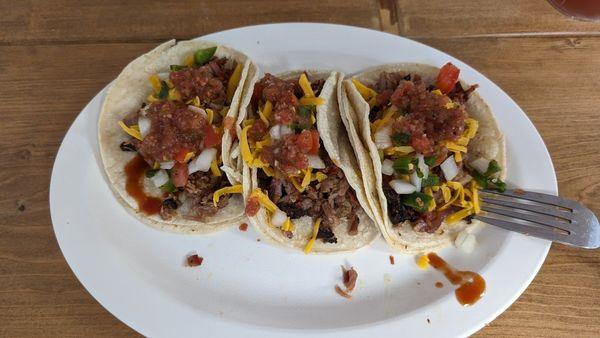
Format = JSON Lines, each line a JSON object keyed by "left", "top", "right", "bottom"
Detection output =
{"left": 124, "top": 155, "right": 162, "bottom": 215}
{"left": 427, "top": 253, "right": 485, "bottom": 306}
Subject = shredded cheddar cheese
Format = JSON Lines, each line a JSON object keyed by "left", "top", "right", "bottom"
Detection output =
{"left": 416, "top": 255, "right": 430, "bottom": 269}
{"left": 465, "top": 118, "right": 479, "bottom": 138}
{"left": 149, "top": 74, "right": 161, "bottom": 92}
{"left": 301, "top": 168, "right": 313, "bottom": 189}
{"left": 184, "top": 54, "right": 195, "bottom": 67}
{"left": 313, "top": 172, "right": 327, "bottom": 182}
{"left": 118, "top": 121, "right": 142, "bottom": 140}
{"left": 183, "top": 152, "right": 195, "bottom": 163}
{"left": 240, "top": 125, "right": 254, "bottom": 164}
{"left": 210, "top": 158, "right": 221, "bottom": 176}
{"left": 168, "top": 88, "right": 181, "bottom": 101}
{"left": 303, "top": 217, "right": 322, "bottom": 254}
{"left": 227, "top": 63, "right": 243, "bottom": 103}
{"left": 299, "top": 73, "right": 315, "bottom": 98}
{"left": 445, "top": 208, "right": 474, "bottom": 225}
{"left": 299, "top": 97, "right": 325, "bottom": 106}
{"left": 384, "top": 146, "right": 415, "bottom": 156}
{"left": 206, "top": 108, "right": 214, "bottom": 124}
{"left": 259, "top": 101, "right": 272, "bottom": 125}
{"left": 249, "top": 189, "right": 277, "bottom": 213}
{"left": 472, "top": 181, "right": 480, "bottom": 213}
{"left": 351, "top": 79, "right": 378, "bottom": 107}
{"left": 212, "top": 184, "right": 243, "bottom": 207}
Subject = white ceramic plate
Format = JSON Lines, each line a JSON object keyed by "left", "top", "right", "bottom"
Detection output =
{"left": 50, "top": 23, "right": 556, "bottom": 337}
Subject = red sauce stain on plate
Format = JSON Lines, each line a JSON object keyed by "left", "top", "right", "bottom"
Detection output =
{"left": 124, "top": 155, "right": 162, "bottom": 215}
{"left": 427, "top": 253, "right": 485, "bottom": 306}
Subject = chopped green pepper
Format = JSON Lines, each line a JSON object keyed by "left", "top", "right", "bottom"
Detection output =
{"left": 298, "top": 105, "right": 315, "bottom": 117}
{"left": 402, "top": 192, "right": 433, "bottom": 213}
{"left": 484, "top": 159, "right": 501, "bottom": 177}
{"left": 393, "top": 157, "right": 413, "bottom": 174}
{"left": 157, "top": 81, "right": 169, "bottom": 99}
{"left": 424, "top": 155, "right": 437, "bottom": 167}
{"left": 170, "top": 64, "right": 186, "bottom": 71}
{"left": 160, "top": 180, "right": 177, "bottom": 193}
{"left": 391, "top": 132, "right": 410, "bottom": 146}
{"left": 421, "top": 174, "right": 439, "bottom": 188}
{"left": 194, "top": 46, "right": 217, "bottom": 65}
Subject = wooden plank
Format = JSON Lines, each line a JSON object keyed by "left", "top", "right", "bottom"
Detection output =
{"left": 0, "top": 0, "right": 380, "bottom": 45}
{"left": 389, "top": 0, "right": 600, "bottom": 37}
{"left": 0, "top": 39, "right": 599, "bottom": 337}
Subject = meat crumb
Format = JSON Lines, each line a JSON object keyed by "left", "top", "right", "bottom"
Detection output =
{"left": 186, "top": 254, "right": 203, "bottom": 267}
{"left": 389, "top": 255, "right": 395, "bottom": 265}
{"left": 342, "top": 266, "right": 358, "bottom": 292}
{"left": 427, "top": 318, "right": 431, "bottom": 324}
{"left": 435, "top": 281, "right": 444, "bottom": 288}
{"left": 256, "top": 238, "right": 261, "bottom": 242}
{"left": 335, "top": 285, "right": 352, "bottom": 300}
{"left": 239, "top": 223, "right": 248, "bottom": 231}
{"left": 335, "top": 265, "right": 358, "bottom": 300}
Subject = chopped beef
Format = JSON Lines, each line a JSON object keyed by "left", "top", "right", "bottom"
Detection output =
{"left": 120, "top": 141, "right": 137, "bottom": 152}
{"left": 448, "top": 82, "right": 478, "bottom": 104}
{"left": 413, "top": 209, "right": 453, "bottom": 233}
{"left": 342, "top": 266, "right": 358, "bottom": 292}
{"left": 316, "top": 226, "right": 338, "bottom": 243}
{"left": 182, "top": 171, "right": 231, "bottom": 221}
{"left": 186, "top": 254, "right": 203, "bottom": 267}
{"left": 159, "top": 198, "right": 178, "bottom": 220}
{"left": 169, "top": 57, "right": 232, "bottom": 107}
{"left": 335, "top": 285, "right": 352, "bottom": 299}
{"left": 384, "top": 185, "right": 419, "bottom": 225}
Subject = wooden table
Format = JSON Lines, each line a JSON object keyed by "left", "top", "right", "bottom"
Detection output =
{"left": 1, "top": 0, "right": 598, "bottom": 336}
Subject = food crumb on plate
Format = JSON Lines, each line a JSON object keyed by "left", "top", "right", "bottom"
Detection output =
{"left": 239, "top": 222, "right": 248, "bottom": 231}
{"left": 186, "top": 254, "right": 203, "bottom": 267}
{"left": 389, "top": 255, "right": 395, "bottom": 265}
{"left": 435, "top": 281, "right": 444, "bottom": 288}
{"left": 335, "top": 266, "right": 358, "bottom": 299}
{"left": 427, "top": 318, "right": 431, "bottom": 324}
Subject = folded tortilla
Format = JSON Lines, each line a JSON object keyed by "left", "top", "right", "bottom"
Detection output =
{"left": 98, "top": 39, "right": 257, "bottom": 234}
{"left": 341, "top": 63, "right": 506, "bottom": 253}
{"left": 237, "top": 70, "right": 380, "bottom": 253}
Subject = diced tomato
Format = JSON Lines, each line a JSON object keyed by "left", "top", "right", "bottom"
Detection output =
{"left": 248, "top": 120, "right": 268, "bottom": 141}
{"left": 203, "top": 124, "right": 221, "bottom": 148}
{"left": 309, "top": 129, "right": 320, "bottom": 155}
{"left": 171, "top": 162, "right": 189, "bottom": 187}
{"left": 436, "top": 62, "right": 460, "bottom": 94}
{"left": 223, "top": 116, "right": 236, "bottom": 136}
{"left": 410, "top": 134, "right": 434, "bottom": 156}
{"left": 174, "top": 149, "right": 189, "bottom": 163}
{"left": 245, "top": 196, "right": 260, "bottom": 216}
{"left": 295, "top": 130, "right": 313, "bottom": 153}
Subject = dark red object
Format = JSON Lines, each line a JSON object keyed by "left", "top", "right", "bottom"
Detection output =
{"left": 186, "top": 254, "right": 203, "bottom": 267}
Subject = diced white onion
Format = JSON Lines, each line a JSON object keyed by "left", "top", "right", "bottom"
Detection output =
{"left": 188, "top": 105, "right": 208, "bottom": 119}
{"left": 269, "top": 125, "right": 281, "bottom": 139}
{"left": 138, "top": 117, "right": 151, "bottom": 138}
{"left": 307, "top": 155, "right": 326, "bottom": 169}
{"left": 271, "top": 209, "right": 287, "bottom": 227}
{"left": 416, "top": 154, "right": 429, "bottom": 179}
{"left": 469, "top": 157, "right": 490, "bottom": 175}
{"left": 188, "top": 148, "right": 217, "bottom": 174}
{"left": 150, "top": 169, "right": 169, "bottom": 187}
{"left": 441, "top": 155, "right": 459, "bottom": 181}
{"left": 410, "top": 170, "right": 422, "bottom": 192}
{"left": 381, "top": 159, "right": 394, "bottom": 176}
{"left": 455, "top": 230, "right": 477, "bottom": 253}
{"left": 280, "top": 125, "right": 293, "bottom": 136}
{"left": 374, "top": 125, "right": 393, "bottom": 149}
{"left": 160, "top": 161, "right": 175, "bottom": 169}
{"left": 157, "top": 72, "right": 170, "bottom": 80}
{"left": 389, "top": 179, "right": 417, "bottom": 195}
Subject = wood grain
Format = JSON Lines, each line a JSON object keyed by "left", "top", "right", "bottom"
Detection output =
{"left": 0, "top": 0, "right": 380, "bottom": 44}
{"left": 0, "top": 0, "right": 599, "bottom": 336}
{"left": 392, "top": 0, "right": 600, "bottom": 37}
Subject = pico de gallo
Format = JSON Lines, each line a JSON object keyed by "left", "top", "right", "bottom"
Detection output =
{"left": 352, "top": 63, "right": 506, "bottom": 233}
{"left": 241, "top": 73, "right": 362, "bottom": 253}
{"left": 117, "top": 46, "right": 244, "bottom": 220}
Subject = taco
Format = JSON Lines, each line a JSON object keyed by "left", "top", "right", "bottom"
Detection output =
{"left": 236, "top": 70, "right": 379, "bottom": 253}
{"left": 341, "top": 63, "right": 506, "bottom": 253}
{"left": 98, "top": 39, "right": 257, "bottom": 233}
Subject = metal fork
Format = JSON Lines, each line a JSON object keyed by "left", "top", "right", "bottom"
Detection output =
{"left": 474, "top": 189, "right": 600, "bottom": 249}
